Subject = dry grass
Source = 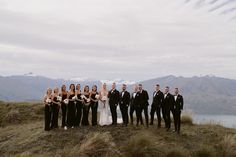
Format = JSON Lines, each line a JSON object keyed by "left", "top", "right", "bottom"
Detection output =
{"left": 0, "top": 101, "right": 236, "bottom": 157}
{"left": 122, "top": 131, "right": 165, "bottom": 157}
{"left": 218, "top": 134, "right": 236, "bottom": 157}
{"left": 192, "top": 145, "right": 216, "bottom": 157}
{"left": 166, "top": 148, "right": 189, "bottom": 157}
{"left": 56, "top": 132, "right": 121, "bottom": 157}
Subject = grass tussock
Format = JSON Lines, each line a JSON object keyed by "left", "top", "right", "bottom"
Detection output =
{"left": 166, "top": 148, "right": 189, "bottom": 157}
{"left": 192, "top": 145, "right": 216, "bottom": 157}
{"left": 181, "top": 113, "right": 193, "bottom": 125}
{"left": 57, "top": 132, "right": 121, "bottom": 157}
{"left": 218, "top": 134, "right": 236, "bottom": 157}
{"left": 122, "top": 131, "right": 165, "bottom": 157}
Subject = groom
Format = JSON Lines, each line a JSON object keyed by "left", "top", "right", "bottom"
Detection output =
{"left": 108, "top": 82, "right": 120, "bottom": 125}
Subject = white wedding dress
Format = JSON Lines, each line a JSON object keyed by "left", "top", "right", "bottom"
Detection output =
{"left": 98, "top": 91, "right": 112, "bottom": 126}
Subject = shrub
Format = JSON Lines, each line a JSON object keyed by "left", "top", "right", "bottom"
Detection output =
{"left": 181, "top": 113, "right": 193, "bottom": 125}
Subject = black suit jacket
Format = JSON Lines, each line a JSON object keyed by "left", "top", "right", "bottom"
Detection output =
{"left": 173, "top": 94, "right": 184, "bottom": 111}
{"left": 130, "top": 92, "right": 140, "bottom": 107}
{"left": 108, "top": 89, "right": 120, "bottom": 105}
{"left": 162, "top": 93, "right": 174, "bottom": 110}
{"left": 152, "top": 90, "right": 164, "bottom": 107}
{"left": 138, "top": 90, "right": 149, "bottom": 106}
{"left": 119, "top": 91, "right": 130, "bottom": 106}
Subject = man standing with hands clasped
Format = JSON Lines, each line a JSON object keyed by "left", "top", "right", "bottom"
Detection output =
{"left": 172, "top": 88, "right": 184, "bottom": 134}
{"left": 108, "top": 82, "right": 120, "bottom": 125}
{"left": 119, "top": 84, "right": 130, "bottom": 126}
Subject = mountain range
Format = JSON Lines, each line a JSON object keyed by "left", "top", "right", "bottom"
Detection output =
{"left": 0, "top": 74, "right": 236, "bottom": 115}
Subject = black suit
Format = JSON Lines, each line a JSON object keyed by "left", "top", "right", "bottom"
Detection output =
{"left": 130, "top": 92, "right": 141, "bottom": 125}
{"left": 119, "top": 91, "right": 130, "bottom": 126}
{"left": 150, "top": 90, "right": 164, "bottom": 127}
{"left": 173, "top": 94, "right": 184, "bottom": 133}
{"left": 162, "top": 93, "right": 174, "bottom": 129}
{"left": 138, "top": 90, "right": 149, "bottom": 126}
{"left": 108, "top": 89, "right": 120, "bottom": 125}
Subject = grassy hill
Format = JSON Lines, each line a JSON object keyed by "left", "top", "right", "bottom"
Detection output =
{"left": 0, "top": 101, "right": 236, "bottom": 157}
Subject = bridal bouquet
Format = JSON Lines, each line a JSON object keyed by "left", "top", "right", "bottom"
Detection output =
{"left": 63, "top": 99, "right": 69, "bottom": 104}
{"left": 46, "top": 98, "right": 51, "bottom": 103}
{"left": 87, "top": 98, "right": 91, "bottom": 103}
{"left": 95, "top": 94, "right": 100, "bottom": 99}
{"left": 101, "top": 96, "right": 107, "bottom": 101}
{"left": 57, "top": 96, "right": 62, "bottom": 102}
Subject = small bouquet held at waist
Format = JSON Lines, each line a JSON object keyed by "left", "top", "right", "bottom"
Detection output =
{"left": 95, "top": 94, "right": 100, "bottom": 100}
{"left": 57, "top": 96, "right": 62, "bottom": 102}
{"left": 63, "top": 99, "right": 69, "bottom": 104}
{"left": 45, "top": 98, "right": 51, "bottom": 104}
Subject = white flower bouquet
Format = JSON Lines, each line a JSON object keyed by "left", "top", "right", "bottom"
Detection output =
{"left": 72, "top": 95, "right": 77, "bottom": 100}
{"left": 80, "top": 95, "right": 86, "bottom": 99}
{"left": 57, "top": 96, "right": 62, "bottom": 102}
{"left": 95, "top": 94, "right": 100, "bottom": 99}
{"left": 46, "top": 98, "right": 51, "bottom": 103}
{"left": 63, "top": 99, "right": 69, "bottom": 104}
{"left": 101, "top": 96, "right": 107, "bottom": 101}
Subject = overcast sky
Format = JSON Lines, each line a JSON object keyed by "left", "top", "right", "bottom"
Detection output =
{"left": 0, "top": 0, "right": 236, "bottom": 81}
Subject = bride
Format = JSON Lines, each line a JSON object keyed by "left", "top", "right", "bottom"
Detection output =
{"left": 98, "top": 83, "right": 112, "bottom": 126}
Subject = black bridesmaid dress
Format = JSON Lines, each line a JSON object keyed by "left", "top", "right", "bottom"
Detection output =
{"left": 67, "top": 93, "right": 76, "bottom": 128}
{"left": 82, "top": 93, "right": 90, "bottom": 126}
{"left": 51, "top": 96, "right": 60, "bottom": 129}
{"left": 61, "top": 93, "right": 67, "bottom": 128}
{"left": 90, "top": 92, "right": 98, "bottom": 126}
{"left": 75, "top": 92, "right": 83, "bottom": 127}
{"left": 44, "top": 97, "right": 52, "bottom": 131}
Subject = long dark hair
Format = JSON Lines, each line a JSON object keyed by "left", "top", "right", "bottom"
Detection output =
{"left": 84, "top": 85, "right": 89, "bottom": 93}
{"left": 69, "top": 84, "right": 75, "bottom": 93}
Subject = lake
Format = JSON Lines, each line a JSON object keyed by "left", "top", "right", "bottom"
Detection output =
{"left": 193, "top": 114, "right": 236, "bottom": 129}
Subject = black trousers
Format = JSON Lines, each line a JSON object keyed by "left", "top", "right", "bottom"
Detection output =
{"left": 44, "top": 105, "right": 51, "bottom": 131}
{"left": 140, "top": 105, "right": 149, "bottom": 126}
{"left": 75, "top": 101, "right": 83, "bottom": 127}
{"left": 162, "top": 107, "right": 171, "bottom": 129}
{"left": 67, "top": 101, "right": 75, "bottom": 127}
{"left": 136, "top": 106, "right": 142, "bottom": 125}
{"left": 51, "top": 103, "right": 59, "bottom": 129}
{"left": 109, "top": 103, "right": 117, "bottom": 125}
{"left": 129, "top": 105, "right": 135, "bottom": 124}
{"left": 82, "top": 104, "right": 90, "bottom": 126}
{"left": 119, "top": 104, "right": 129, "bottom": 125}
{"left": 173, "top": 110, "right": 181, "bottom": 132}
{"left": 91, "top": 102, "right": 98, "bottom": 126}
{"left": 150, "top": 105, "right": 161, "bottom": 127}
{"left": 61, "top": 103, "right": 67, "bottom": 127}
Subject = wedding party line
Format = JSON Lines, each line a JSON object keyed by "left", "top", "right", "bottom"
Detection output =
{"left": 43, "top": 83, "right": 184, "bottom": 133}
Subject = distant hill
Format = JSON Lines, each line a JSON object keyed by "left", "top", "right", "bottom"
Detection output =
{"left": 0, "top": 75, "right": 236, "bottom": 115}
{"left": 0, "top": 75, "right": 100, "bottom": 101}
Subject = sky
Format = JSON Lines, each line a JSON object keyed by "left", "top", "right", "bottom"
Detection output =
{"left": 0, "top": 0, "right": 236, "bottom": 81}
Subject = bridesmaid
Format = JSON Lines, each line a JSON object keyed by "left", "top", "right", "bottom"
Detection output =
{"left": 51, "top": 87, "right": 61, "bottom": 129}
{"left": 82, "top": 85, "right": 91, "bottom": 126}
{"left": 67, "top": 84, "right": 76, "bottom": 128}
{"left": 60, "top": 85, "right": 68, "bottom": 130}
{"left": 43, "top": 88, "right": 52, "bottom": 131}
{"left": 90, "top": 85, "right": 99, "bottom": 126}
{"left": 75, "top": 84, "right": 83, "bottom": 127}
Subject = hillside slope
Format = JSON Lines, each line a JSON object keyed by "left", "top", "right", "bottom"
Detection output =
{"left": 0, "top": 102, "right": 236, "bottom": 157}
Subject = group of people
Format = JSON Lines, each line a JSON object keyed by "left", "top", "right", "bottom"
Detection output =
{"left": 43, "top": 83, "right": 184, "bottom": 133}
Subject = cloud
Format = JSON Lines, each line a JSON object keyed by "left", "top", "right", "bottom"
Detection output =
{"left": 0, "top": 0, "right": 235, "bottom": 81}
